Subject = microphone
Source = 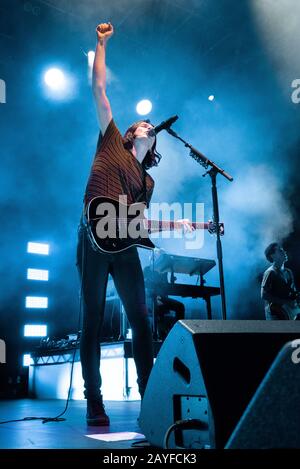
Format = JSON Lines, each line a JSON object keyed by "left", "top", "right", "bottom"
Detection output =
{"left": 148, "top": 115, "right": 178, "bottom": 136}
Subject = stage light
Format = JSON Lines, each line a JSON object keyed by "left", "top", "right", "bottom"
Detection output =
{"left": 44, "top": 68, "right": 66, "bottom": 91}
{"left": 42, "top": 67, "right": 75, "bottom": 100}
{"left": 136, "top": 99, "right": 152, "bottom": 116}
{"left": 208, "top": 95, "right": 215, "bottom": 101}
{"left": 87, "top": 51, "right": 95, "bottom": 82}
{"left": 23, "top": 354, "right": 33, "bottom": 366}
{"left": 25, "top": 296, "right": 48, "bottom": 308}
{"left": 24, "top": 325, "right": 47, "bottom": 337}
{"left": 27, "top": 269, "right": 49, "bottom": 281}
{"left": 27, "top": 242, "right": 49, "bottom": 255}
{"left": 87, "top": 50, "right": 95, "bottom": 68}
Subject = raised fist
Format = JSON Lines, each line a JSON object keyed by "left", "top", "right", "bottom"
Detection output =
{"left": 96, "top": 22, "right": 114, "bottom": 42}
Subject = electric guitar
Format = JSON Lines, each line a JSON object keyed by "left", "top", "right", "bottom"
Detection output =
{"left": 86, "top": 196, "right": 224, "bottom": 253}
{"left": 270, "top": 297, "right": 300, "bottom": 320}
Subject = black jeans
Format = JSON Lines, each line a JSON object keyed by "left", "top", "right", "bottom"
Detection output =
{"left": 76, "top": 223, "right": 154, "bottom": 400}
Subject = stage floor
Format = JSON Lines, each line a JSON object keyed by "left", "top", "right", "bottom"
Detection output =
{"left": 0, "top": 399, "right": 145, "bottom": 450}
{"left": 0, "top": 398, "right": 294, "bottom": 467}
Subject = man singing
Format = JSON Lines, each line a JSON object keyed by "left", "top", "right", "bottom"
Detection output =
{"left": 77, "top": 22, "right": 190, "bottom": 426}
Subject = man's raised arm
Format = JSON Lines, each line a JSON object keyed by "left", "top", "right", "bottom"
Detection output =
{"left": 92, "top": 22, "right": 114, "bottom": 135}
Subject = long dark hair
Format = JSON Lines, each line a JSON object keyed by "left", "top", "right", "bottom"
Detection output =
{"left": 123, "top": 119, "right": 162, "bottom": 170}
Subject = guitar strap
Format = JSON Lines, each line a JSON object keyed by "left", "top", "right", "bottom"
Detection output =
{"left": 79, "top": 129, "right": 103, "bottom": 229}
{"left": 142, "top": 169, "right": 148, "bottom": 207}
{"left": 134, "top": 167, "right": 148, "bottom": 207}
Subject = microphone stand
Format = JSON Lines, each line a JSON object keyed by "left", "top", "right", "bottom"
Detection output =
{"left": 166, "top": 127, "right": 233, "bottom": 320}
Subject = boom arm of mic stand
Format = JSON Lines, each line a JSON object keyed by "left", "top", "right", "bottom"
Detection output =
{"left": 166, "top": 128, "right": 233, "bottom": 182}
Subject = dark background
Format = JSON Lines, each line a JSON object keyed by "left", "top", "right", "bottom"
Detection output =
{"left": 0, "top": 0, "right": 299, "bottom": 394}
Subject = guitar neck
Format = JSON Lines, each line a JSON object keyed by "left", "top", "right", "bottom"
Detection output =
{"left": 146, "top": 220, "right": 210, "bottom": 232}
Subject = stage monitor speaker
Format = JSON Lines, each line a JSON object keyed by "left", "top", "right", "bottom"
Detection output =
{"left": 225, "top": 340, "right": 300, "bottom": 448}
{"left": 139, "top": 320, "right": 300, "bottom": 449}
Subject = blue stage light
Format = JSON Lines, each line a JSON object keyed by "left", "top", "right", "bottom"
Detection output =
{"left": 42, "top": 67, "right": 75, "bottom": 100}
{"left": 24, "top": 325, "right": 47, "bottom": 337}
{"left": 25, "top": 296, "right": 48, "bottom": 309}
{"left": 136, "top": 99, "right": 152, "bottom": 116}
{"left": 44, "top": 68, "right": 66, "bottom": 91}
{"left": 23, "top": 354, "right": 33, "bottom": 366}
{"left": 27, "top": 242, "right": 49, "bottom": 255}
{"left": 87, "top": 51, "right": 95, "bottom": 68}
{"left": 27, "top": 269, "right": 49, "bottom": 281}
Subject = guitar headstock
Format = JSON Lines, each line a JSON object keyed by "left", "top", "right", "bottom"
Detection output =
{"left": 208, "top": 221, "right": 225, "bottom": 236}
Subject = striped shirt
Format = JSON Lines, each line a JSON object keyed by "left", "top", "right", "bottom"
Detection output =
{"left": 84, "top": 119, "right": 154, "bottom": 207}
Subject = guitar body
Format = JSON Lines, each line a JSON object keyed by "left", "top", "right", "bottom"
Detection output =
{"left": 86, "top": 196, "right": 155, "bottom": 253}
{"left": 270, "top": 301, "right": 300, "bottom": 320}
{"left": 86, "top": 196, "right": 224, "bottom": 254}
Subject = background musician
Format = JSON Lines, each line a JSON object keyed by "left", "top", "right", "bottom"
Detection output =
{"left": 143, "top": 249, "right": 185, "bottom": 339}
{"left": 261, "top": 242, "right": 299, "bottom": 320}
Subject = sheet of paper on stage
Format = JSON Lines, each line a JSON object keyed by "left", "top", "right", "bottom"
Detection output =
{"left": 86, "top": 432, "right": 145, "bottom": 442}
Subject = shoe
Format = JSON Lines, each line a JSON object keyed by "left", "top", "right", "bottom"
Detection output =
{"left": 86, "top": 397, "right": 110, "bottom": 426}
